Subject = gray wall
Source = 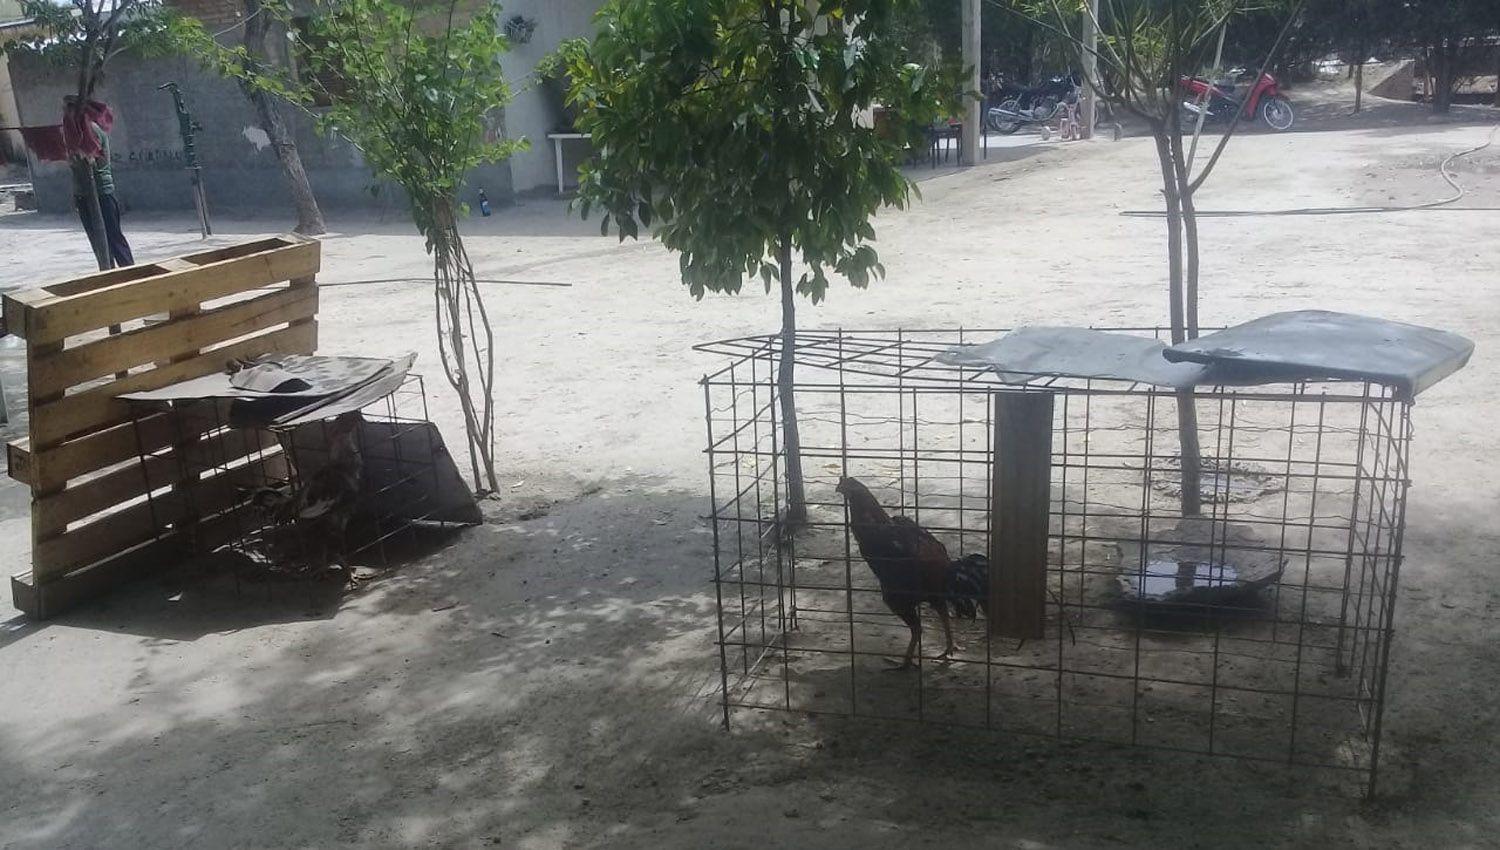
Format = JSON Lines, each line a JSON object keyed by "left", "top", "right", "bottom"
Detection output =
{"left": 11, "top": 51, "right": 513, "bottom": 216}
{"left": 497, "top": 0, "right": 601, "bottom": 194}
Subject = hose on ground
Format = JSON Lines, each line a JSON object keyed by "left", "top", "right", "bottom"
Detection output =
{"left": 1121, "top": 124, "right": 1500, "bottom": 218}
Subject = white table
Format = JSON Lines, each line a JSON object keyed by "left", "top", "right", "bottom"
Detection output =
{"left": 546, "top": 133, "right": 592, "bottom": 195}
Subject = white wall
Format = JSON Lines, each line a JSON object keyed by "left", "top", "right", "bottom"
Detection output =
{"left": 497, "top": 0, "right": 601, "bottom": 194}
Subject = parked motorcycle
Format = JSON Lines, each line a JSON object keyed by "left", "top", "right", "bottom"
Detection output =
{"left": 988, "top": 74, "right": 1081, "bottom": 135}
{"left": 1179, "top": 71, "right": 1294, "bottom": 132}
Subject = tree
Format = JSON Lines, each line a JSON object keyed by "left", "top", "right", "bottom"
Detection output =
{"left": 1403, "top": 0, "right": 1495, "bottom": 113}
{"left": 170, "top": 0, "right": 327, "bottom": 234}
{"left": 565, "top": 0, "right": 962, "bottom": 529}
{"left": 1019, "top": 0, "right": 1301, "bottom": 515}
{"left": 5, "top": 0, "right": 169, "bottom": 270}
{"left": 197, "top": 0, "right": 524, "bottom": 491}
{"left": 892, "top": 0, "right": 1072, "bottom": 84}
{"left": 1293, "top": 0, "right": 1396, "bottom": 113}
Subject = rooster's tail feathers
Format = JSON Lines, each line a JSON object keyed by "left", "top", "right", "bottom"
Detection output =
{"left": 946, "top": 553, "right": 989, "bottom": 620}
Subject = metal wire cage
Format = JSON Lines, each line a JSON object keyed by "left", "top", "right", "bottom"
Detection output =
{"left": 126, "top": 373, "right": 468, "bottom": 574}
{"left": 698, "top": 329, "right": 1412, "bottom": 796}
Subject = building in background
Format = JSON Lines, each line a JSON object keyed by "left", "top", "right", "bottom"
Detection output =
{"left": 6, "top": 0, "right": 603, "bottom": 215}
{"left": 0, "top": 0, "right": 34, "bottom": 170}
{"left": 495, "top": 0, "right": 600, "bottom": 194}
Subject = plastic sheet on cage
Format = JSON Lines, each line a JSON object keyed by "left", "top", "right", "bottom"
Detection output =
{"left": 119, "top": 353, "right": 417, "bottom": 428}
{"left": 937, "top": 326, "right": 1212, "bottom": 389}
{"left": 120, "top": 354, "right": 404, "bottom": 403}
{"left": 1163, "top": 310, "right": 1473, "bottom": 400}
{"left": 271, "top": 355, "right": 417, "bottom": 429}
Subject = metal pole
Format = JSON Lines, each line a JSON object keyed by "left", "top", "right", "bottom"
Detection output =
{"left": 159, "top": 82, "right": 212, "bottom": 238}
{"left": 961, "top": 0, "right": 981, "bottom": 165}
{"left": 1080, "top": 0, "right": 1099, "bottom": 139}
{"left": 190, "top": 166, "right": 212, "bottom": 237}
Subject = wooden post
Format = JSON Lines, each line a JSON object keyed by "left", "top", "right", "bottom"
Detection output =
{"left": 960, "top": 0, "right": 981, "bottom": 165}
{"left": 989, "top": 391, "right": 1054, "bottom": 639}
{"left": 1080, "top": 0, "right": 1099, "bottom": 139}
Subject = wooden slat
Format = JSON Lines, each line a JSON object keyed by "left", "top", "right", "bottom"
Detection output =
{"left": 7, "top": 440, "right": 34, "bottom": 488}
{"left": 175, "top": 237, "right": 298, "bottom": 267}
{"left": 11, "top": 237, "right": 302, "bottom": 306}
{"left": 11, "top": 535, "right": 184, "bottom": 619}
{"left": 29, "top": 286, "right": 318, "bottom": 397}
{"left": 10, "top": 407, "right": 208, "bottom": 491}
{"left": 32, "top": 459, "right": 264, "bottom": 580}
{"left": 6, "top": 263, "right": 166, "bottom": 306}
{"left": 15, "top": 238, "right": 318, "bottom": 344}
{"left": 29, "top": 320, "right": 317, "bottom": 448}
{"left": 989, "top": 391, "right": 1055, "bottom": 641}
{"left": 32, "top": 429, "right": 281, "bottom": 536}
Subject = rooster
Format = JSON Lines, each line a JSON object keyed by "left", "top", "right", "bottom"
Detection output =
{"left": 836, "top": 476, "right": 990, "bottom": 668}
{"left": 243, "top": 412, "right": 364, "bottom": 573}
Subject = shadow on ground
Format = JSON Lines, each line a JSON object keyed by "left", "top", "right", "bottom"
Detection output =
{"left": 0, "top": 478, "right": 1495, "bottom": 848}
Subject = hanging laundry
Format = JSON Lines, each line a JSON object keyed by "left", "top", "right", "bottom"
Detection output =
{"left": 19, "top": 125, "right": 68, "bottom": 162}
{"left": 61, "top": 99, "right": 114, "bottom": 159}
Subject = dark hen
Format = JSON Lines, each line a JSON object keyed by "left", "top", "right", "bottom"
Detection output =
{"left": 241, "top": 413, "right": 364, "bottom": 573}
{"left": 837, "top": 476, "right": 989, "bottom": 667}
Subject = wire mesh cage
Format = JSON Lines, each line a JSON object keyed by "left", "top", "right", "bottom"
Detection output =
{"left": 699, "top": 328, "right": 1413, "bottom": 796}
{"left": 126, "top": 372, "right": 475, "bottom": 577}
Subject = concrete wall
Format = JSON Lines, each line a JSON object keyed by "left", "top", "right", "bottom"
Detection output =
{"left": 0, "top": 56, "right": 21, "bottom": 168}
{"left": 496, "top": 0, "right": 601, "bottom": 194}
{"left": 0, "top": 0, "right": 28, "bottom": 167}
{"left": 5, "top": 0, "right": 594, "bottom": 214}
{"left": 11, "top": 50, "right": 513, "bottom": 216}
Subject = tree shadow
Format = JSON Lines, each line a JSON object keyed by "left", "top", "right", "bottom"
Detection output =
{"left": 0, "top": 477, "right": 1493, "bottom": 847}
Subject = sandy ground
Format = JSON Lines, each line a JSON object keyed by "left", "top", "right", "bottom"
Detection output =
{"left": 0, "top": 86, "right": 1498, "bottom": 849}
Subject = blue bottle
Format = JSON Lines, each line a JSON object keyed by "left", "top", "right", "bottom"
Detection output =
{"left": 479, "top": 189, "right": 492, "bottom": 217}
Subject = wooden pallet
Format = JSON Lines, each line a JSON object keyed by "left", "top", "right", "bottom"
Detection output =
{"left": 4, "top": 235, "right": 321, "bottom": 618}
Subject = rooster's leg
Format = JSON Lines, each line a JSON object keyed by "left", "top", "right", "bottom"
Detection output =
{"left": 883, "top": 614, "right": 921, "bottom": 670}
{"left": 936, "top": 606, "right": 960, "bottom": 660}
{"left": 887, "top": 631, "right": 919, "bottom": 670}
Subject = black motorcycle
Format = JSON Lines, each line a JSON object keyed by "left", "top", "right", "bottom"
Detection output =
{"left": 987, "top": 74, "right": 1081, "bottom": 135}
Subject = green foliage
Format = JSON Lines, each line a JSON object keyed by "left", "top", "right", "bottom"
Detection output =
{"left": 566, "top": 0, "right": 966, "bottom": 303}
{"left": 895, "top": 0, "right": 1072, "bottom": 80}
{"left": 535, "top": 37, "right": 587, "bottom": 81}
{"left": 1025, "top": 0, "right": 1283, "bottom": 120}
{"left": 173, "top": 0, "right": 526, "bottom": 245}
{"left": 170, "top": 0, "right": 522, "bottom": 488}
{"left": 3, "top": 0, "right": 172, "bottom": 74}
{"left": 1032, "top": 0, "right": 1254, "bottom": 115}
{"left": 299, "top": 0, "right": 525, "bottom": 236}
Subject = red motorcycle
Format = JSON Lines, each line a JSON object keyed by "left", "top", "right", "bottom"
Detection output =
{"left": 1179, "top": 71, "right": 1294, "bottom": 132}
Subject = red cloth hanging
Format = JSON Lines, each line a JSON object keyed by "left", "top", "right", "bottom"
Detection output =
{"left": 61, "top": 100, "right": 114, "bottom": 159}
{"left": 19, "top": 125, "right": 69, "bottom": 162}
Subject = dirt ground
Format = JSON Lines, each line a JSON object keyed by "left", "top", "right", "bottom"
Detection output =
{"left": 1, "top": 84, "right": 1498, "bottom": 849}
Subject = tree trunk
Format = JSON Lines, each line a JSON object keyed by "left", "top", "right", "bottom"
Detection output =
{"left": 243, "top": 84, "right": 326, "bottom": 235}
{"left": 1168, "top": 129, "right": 1199, "bottom": 340}
{"left": 1353, "top": 57, "right": 1363, "bottom": 114}
{"left": 777, "top": 234, "right": 807, "bottom": 528}
{"left": 429, "top": 197, "right": 499, "bottom": 493}
{"left": 242, "top": 0, "right": 325, "bottom": 235}
{"left": 1153, "top": 130, "right": 1186, "bottom": 344}
{"left": 1153, "top": 126, "right": 1202, "bottom": 518}
{"left": 74, "top": 160, "right": 111, "bottom": 270}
